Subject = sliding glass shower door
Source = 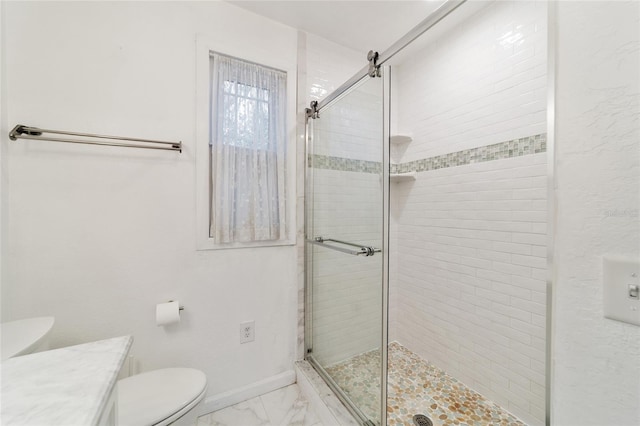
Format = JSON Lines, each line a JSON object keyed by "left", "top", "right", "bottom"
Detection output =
{"left": 305, "top": 74, "right": 388, "bottom": 426}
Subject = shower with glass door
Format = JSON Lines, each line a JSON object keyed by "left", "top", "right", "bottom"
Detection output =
{"left": 304, "top": 1, "right": 550, "bottom": 425}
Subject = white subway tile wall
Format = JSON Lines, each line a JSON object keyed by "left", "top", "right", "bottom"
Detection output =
{"left": 391, "top": 155, "right": 547, "bottom": 425}
{"left": 309, "top": 83, "right": 384, "bottom": 367}
{"left": 390, "top": 1, "right": 548, "bottom": 425}
{"left": 298, "top": 33, "right": 364, "bottom": 361}
{"left": 303, "top": 34, "right": 378, "bottom": 366}
{"left": 313, "top": 86, "right": 383, "bottom": 163}
{"left": 396, "top": 1, "right": 547, "bottom": 161}
{"left": 306, "top": 34, "right": 366, "bottom": 104}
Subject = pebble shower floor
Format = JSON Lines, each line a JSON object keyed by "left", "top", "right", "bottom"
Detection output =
{"left": 326, "top": 342, "right": 526, "bottom": 426}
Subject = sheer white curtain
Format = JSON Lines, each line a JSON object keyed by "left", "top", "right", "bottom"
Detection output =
{"left": 210, "top": 53, "right": 287, "bottom": 243}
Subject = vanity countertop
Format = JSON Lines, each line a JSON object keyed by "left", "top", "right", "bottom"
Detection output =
{"left": 1, "top": 335, "right": 133, "bottom": 426}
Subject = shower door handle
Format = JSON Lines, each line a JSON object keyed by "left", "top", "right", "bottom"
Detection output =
{"left": 307, "top": 236, "right": 380, "bottom": 257}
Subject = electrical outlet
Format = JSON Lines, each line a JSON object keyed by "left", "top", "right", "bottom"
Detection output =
{"left": 239, "top": 321, "right": 255, "bottom": 344}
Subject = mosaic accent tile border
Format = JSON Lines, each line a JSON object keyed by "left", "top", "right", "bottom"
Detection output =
{"left": 394, "top": 134, "right": 547, "bottom": 174}
{"left": 309, "top": 133, "right": 546, "bottom": 175}
{"left": 308, "top": 154, "right": 382, "bottom": 174}
{"left": 325, "top": 342, "right": 527, "bottom": 426}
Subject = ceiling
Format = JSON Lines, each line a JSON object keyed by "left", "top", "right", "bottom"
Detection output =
{"left": 226, "top": 1, "right": 444, "bottom": 53}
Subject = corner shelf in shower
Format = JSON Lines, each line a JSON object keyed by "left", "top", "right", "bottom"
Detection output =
{"left": 390, "top": 172, "right": 417, "bottom": 183}
{"left": 390, "top": 135, "right": 412, "bottom": 145}
{"left": 390, "top": 135, "right": 414, "bottom": 183}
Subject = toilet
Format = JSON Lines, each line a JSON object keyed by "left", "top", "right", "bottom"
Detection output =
{"left": 1, "top": 316, "right": 205, "bottom": 425}
{"left": 118, "top": 367, "right": 207, "bottom": 426}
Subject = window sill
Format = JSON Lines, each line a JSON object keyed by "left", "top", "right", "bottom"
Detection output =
{"left": 196, "top": 237, "right": 296, "bottom": 251}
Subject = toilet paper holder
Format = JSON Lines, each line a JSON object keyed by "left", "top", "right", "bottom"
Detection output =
{"left": 156, "top": 300, "right": 185, "bottom": 327}
{"left": 168, "top": 300, "right": 185, "bottom": 311}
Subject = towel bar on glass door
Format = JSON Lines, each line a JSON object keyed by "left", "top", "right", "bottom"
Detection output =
{"left": 307, "top": 236, "right": 380, "bottom": 257}
{"left": 9, "top": 124, "right": 182, "bottom": 152}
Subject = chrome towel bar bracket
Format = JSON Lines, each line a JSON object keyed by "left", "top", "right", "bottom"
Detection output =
{"left": 9, "top": 124, "right": 182, "bottom": 153}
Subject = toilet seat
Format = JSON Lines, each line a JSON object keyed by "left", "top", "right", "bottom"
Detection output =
{"left": 117, "top": 368, "right": 207, "bottom": 426}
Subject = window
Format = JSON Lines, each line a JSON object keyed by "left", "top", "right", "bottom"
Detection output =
{"left": 209, "top": 53, "right": 288, "bottom": 244}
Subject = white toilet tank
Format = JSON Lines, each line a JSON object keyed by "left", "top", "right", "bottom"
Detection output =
{"left": 0, "top": 317, "right": 55, "bottom": 361}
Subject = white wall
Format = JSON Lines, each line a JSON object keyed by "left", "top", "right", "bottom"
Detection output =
{"left": 552, "top": 2, "right": 640, "bottom": 425}
{"left": 1, "top": 0, "right": 299, "bottom": 410}
{"left": 390, "top": 1, "right": 547, "bottom": 425}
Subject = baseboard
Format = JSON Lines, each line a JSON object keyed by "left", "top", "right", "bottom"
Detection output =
{"left": 196, "top": 370, "right": 296, "bottom": 416}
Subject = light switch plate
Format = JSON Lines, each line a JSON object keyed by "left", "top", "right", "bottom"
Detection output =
{"left": 603, "top": 255, "right": 640, "bottom": 326}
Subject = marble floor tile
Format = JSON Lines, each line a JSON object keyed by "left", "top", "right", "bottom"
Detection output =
{"left": 261, "top": 384, "right": 322, "bottom": 426}
{"left": 197, "top": 396, "right": 270, "bottom": 426}
{"left": 197, "top": 384, "right": 323, "bottom": 426}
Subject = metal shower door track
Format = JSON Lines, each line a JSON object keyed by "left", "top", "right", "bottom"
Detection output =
{"left": 314, "top": 0, "right": 467, "bottom": 114}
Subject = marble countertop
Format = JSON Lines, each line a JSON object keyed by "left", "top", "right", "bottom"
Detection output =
{"left": 1, "top": 335, "right": 133, "bottom": 426}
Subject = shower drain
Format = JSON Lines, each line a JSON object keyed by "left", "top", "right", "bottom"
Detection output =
{"left": 412, "top": 414, "right": 433, "bottom": 426}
